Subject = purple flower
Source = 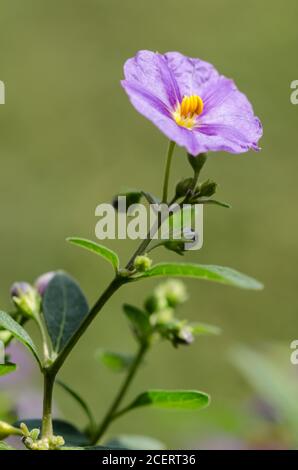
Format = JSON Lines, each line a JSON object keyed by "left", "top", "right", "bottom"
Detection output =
{"left": 121, "top": 51, "right": 262, "bottom": 156}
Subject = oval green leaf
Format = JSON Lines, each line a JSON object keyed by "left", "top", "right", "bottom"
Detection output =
{"left": 134, "top": 263, "right": 263, "bottom": 290}
{"left": 123, "top": 389, "right": 210, "bottom": 413}
{"left": 96, "top": 350, "right": 134, "bottom": 372}
{"left": 67, "top": 237, "right": 119, "bottom": 273}
{"left": 43, "top": 272, "right": 89, "bottom": 353}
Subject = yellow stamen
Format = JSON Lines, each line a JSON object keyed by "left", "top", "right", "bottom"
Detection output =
{"left": 173, "top": 95, "right": 204, "bottom": 129}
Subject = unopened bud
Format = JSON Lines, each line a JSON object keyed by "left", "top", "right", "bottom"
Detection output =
{"left": 35, "top": 271, "right": 56, "bottom": 296}
{"left": 10, "top": 282, "right": 40, "bottom": 317}
{"left": 144, "top": 294, "right": 168, "bottom": 314}
{"left": 156, "top": 280, "right": 188, "bottom": 308}
{"left": 175, "top": 325, "right": 194, "bottom": 345}
{"left": 133, "top": 255, "right": 152, "bottom": 272}
{"left": 175, "top": 177, "right": 194, "bottom": 198}
{"left": 197, "top": 179, "right": 218, "bottom": 198}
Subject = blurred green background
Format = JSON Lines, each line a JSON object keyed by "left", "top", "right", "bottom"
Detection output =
{"left": 0, "top": 0, "right": 297, "bottom": 448}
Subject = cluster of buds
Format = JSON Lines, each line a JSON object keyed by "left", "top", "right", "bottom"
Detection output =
{"left": 21, "top": 423, "right": 64, "bottom": 450}
{"left": 133, "top": 254, "right": 152, "bottom": 272}
{"left": 143, "top": 280, "right": 194, "bottom": 347}
{"left": 23, "top": 435, "right": 65, "bottom": 451}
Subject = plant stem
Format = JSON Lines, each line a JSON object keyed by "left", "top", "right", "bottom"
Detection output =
{"left": 41, "top": 139, "right": 176, "bottom": 438}
{"left": 91, "top": 342, "right": 148, "bottom": 444}
{"left": 36, "top": 316, "right": 50, "bottom": 362}
{"left": 41, "top": 372, "right": 55, "bottom": 439}
{"left": 162, "top": 140, "right": 175, "bottom": 203}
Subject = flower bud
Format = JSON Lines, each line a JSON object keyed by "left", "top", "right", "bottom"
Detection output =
{"left": 133, "top": 255, "right": 152, "bottom": 272}
{"left": 197, "top": 179, "right": 218, "bottom": 198}
{"left": 156, "top": 280, "right": 188, "bottom": 308}
{"left": 35, "top": 271, "right": 56, "bottom": 296}
{"left": 10, "top": 282, "right": 40, "bottom": 317}
{"left": 144, "top": 293, "right": 168, "bottom": 314}
{"left": 49, "top": 435, "right": 65, "bottom": 449}
{"left": 163, "top": 240, "right": 186, "bottom": 256}
{"left": 175, "top": 177, "right": 194, "bottom": 198}
{"left": 0, "top": 421, "right": 22, "bottom": 439}
{"left": 150, "top": 307, "right": 174, "bottom": 327}
{"left": 173, "top": 325, "right": 194, "bottom": 346}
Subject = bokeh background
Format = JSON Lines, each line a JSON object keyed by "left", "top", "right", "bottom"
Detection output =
{"left": 0, "top": 0, "right": 298, "bottom": 449}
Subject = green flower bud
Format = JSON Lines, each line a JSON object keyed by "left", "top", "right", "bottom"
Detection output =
{"left": 156, "top": 280, "right": 188, "bottom": 308}
{"left": 144, "top": 293, "right": 168, "bottom": 314}
{"left": 0, "top": 421, "right": 22, "bottom": 439}
{"left": 150, "top": 308, "right": 174, "bottom": 327}
{"left": 175, "top": 177, "right": 194, "bottom": 198}
{"left": 163, "top": 240, "right": 186, "bottom": 256}
{"left": 49, "top": 435, "right": 65, "bottom": 449}
{"left": 133, "top": 255, "right": 152, "bottom": 272}
{"left": 10, "top": 282, "right": 41, "bottom": 318}
{"left": 197, "top": 179, "right": 218, "bottom": 198}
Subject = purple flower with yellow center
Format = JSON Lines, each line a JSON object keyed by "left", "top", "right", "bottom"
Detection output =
{"left": 121, "top": 50, "right": 262, "bottom": 156}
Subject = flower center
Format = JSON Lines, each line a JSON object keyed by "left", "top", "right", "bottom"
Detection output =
{"left": 173, "top": 95, "right": 204, "bottom": 129}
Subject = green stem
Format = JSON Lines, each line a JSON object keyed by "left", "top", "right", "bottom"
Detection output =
{"left": 41, "top": 372, "right": 55, "bottom": 439}
{"left": 41, "top": 139, "right": 176, "bottom": 438}
{"left": 91, "top": 342, "right": 148, "bottom": 444}
{"left": 36, "top": 316, "right": 50, "bottom": 362}
{"left": 162, "top": 141, "right": 175, "bottom": 203}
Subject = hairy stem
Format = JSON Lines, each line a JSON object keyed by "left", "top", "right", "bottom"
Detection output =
{"left": 91, "top": 342, "right": 148, "bottom": 444}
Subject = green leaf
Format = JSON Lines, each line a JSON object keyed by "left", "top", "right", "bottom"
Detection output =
{"left": 198, "top": 198, "right": 231, "bottom": 208}
{"left": 56, "top": 380, "right": 95, "bottom": 431}
{"left": 0, "top": 311, "right": 41, "bottom": 366}
{"left": 191, "top": 323, "right": 221, "bottom": 336}
{"left": 16, "top": 419, "right": 89, "bottom": 447}
{"left": 43, "top": 272, "right": 89, "bottom": 353}
{"left": 67, "top": 237, "right": 119, "bottom": 273}
{"left": 122, "top": 304, "right": 151, "bottom": 342}
{"left": 134, "top": 263, "right": 263, "bottom": 290}
{"left": 0, "top": 441, "right": 15, "bottom": 450}
{"left": 0, "top": 363, "right": 17, "bottom": 377}
{"left": 96, "top": 350, "right": 134, "bottom": 372}
{"left": 121, "top": 390, "right": 210, "bottom": 414}
{"left": 105, "top": 435, "right": 166, "bottom": 450}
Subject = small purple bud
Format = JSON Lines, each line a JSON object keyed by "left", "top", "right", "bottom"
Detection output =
{"left": 35, "top": 272, "right": 56, "bottom": 296}
{"left": 10, "top": 282, "right": 31, "bottom": 299}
